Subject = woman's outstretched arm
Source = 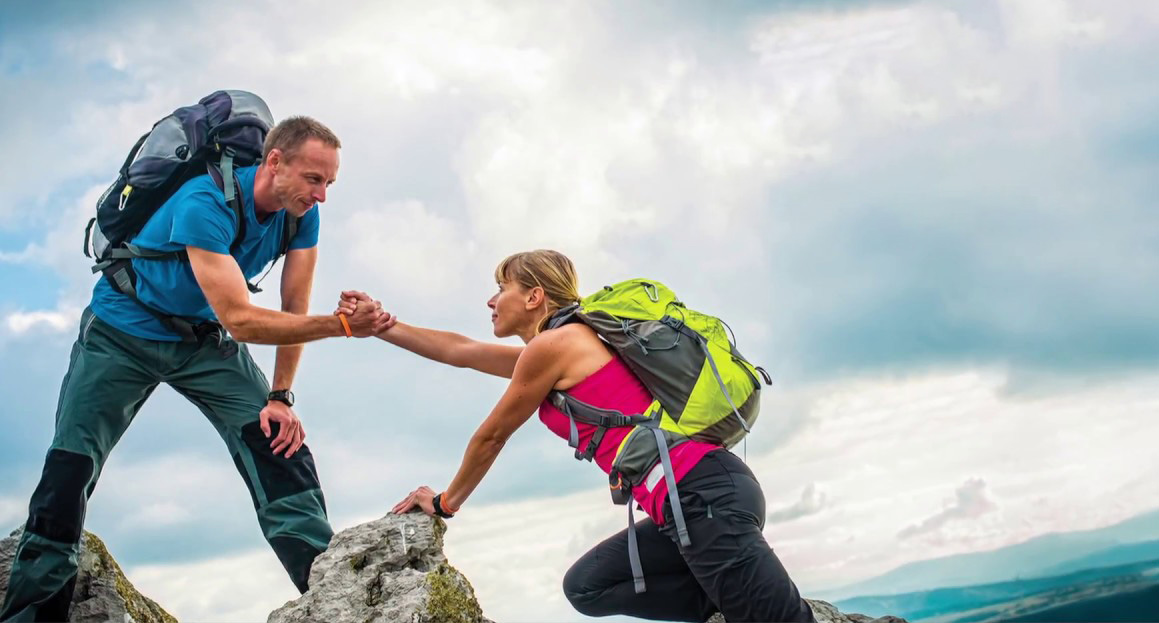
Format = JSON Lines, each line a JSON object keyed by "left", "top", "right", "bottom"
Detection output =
{"left": 376, "top": 322, "right": 523, "bottom": 378}
{"left": 392, "top": 329, "right": 566, "bottom": 515}
{"left": 337, "top": 290, "right": 522, "bottom": 378}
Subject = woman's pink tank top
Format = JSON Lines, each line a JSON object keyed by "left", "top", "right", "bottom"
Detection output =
{"left": 538, "top": 355, "right": 719, "bottom": 524}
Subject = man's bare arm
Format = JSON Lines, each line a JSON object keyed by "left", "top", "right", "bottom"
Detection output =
{"left": 269, "top": 247, "right": 317, "bottom": 389}
{"left": 188, "top": 246, "right": 388, "bottom": 344}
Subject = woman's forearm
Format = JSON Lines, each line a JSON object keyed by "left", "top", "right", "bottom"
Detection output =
{"left": 376, "top": 322, "right": 473, "bottom": 367}
{"left": 377, "top": 322, "right": 522, "bottom": 378}
{"left": 442, "top": 433, "right": 506, "bottom": 511}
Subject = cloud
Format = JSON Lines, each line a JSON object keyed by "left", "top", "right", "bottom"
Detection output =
{"left": 897, "top": 478, "right": 1000, "bottom": 540}
{"left": 126, "top": 547, "right": 294, "bottom": 623}
{"left": 336, "top": 200, "right": 476, "bottom": 305}
{"left": 4, "top": 307, "right": 80, "bottom": 335}
{"left": 0, "top": 496, "right": 23, "bottom": 533}
{"left": 5, "top": 0, "right": 1159, "bottom": 382}
{"left": 769, "top": 482, "right": 830, "bottom": 524}
{"left": 748, "top": 368, "right": 1159, "bottom": 591}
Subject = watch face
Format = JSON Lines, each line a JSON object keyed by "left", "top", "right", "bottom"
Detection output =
{"left": 271, "top": 390, "right": 294, "bottom": 406}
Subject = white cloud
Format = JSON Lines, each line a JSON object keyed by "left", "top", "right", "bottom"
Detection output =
{"left": 751, "top": 368, "right": 1159, "bottom": 591}
{"left": 0, "top": 496, "right": 23, "bottom": 533}
{"left": 127, "top": 548, "right": 294, "bottom": 623}
{"left": 897, "top": 478, "right": 999, "bottom": 539}
{"left": 119, "top": 502, "right": 194, "bottom": 531}
{"left": 336, "top": 200, "right": 476, "bottom": 304}
{"left": 769, "top": 482, "right": 830, "bottom": 525}
{"left": 4, "top": 307, "right": 81, "bottom": 335}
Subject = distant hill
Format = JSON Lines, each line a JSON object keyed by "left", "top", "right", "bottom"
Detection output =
{"left": 834, "top": 557, "right": 1159, "bottom": 623}
{"left": 1036, "top": 538, "right": 1159, "bottom": 577}
{"left": 815, "top": 506, "right": 1159, "bottom": 601}
{"left": 1006, "top": 584, "right": 1159, "bottom": 623}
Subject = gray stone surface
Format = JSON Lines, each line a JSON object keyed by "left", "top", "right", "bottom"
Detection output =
{"left": 0, "top": 527, "right": 176, "bottom": 623}
{"left": 267, "top": 513, "right": 490, "bottom": 623}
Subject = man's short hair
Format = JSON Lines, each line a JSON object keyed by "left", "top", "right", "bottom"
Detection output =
{"left": 263, "top": 116, "right": 341, "bottom": 162}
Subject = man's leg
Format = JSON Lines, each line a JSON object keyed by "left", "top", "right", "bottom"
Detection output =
{"left": 1, "top": 309, "right": 159, "bottom": 622}
{"left": 166, "top": 340, "right": 332, "bottom": 593}
{"left": 562, "top": 517, "right": 717, "bottom": 621}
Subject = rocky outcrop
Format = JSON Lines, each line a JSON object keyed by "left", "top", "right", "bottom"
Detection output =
{"left": 268, "top": 513, "right": 490, "bottom": 623}
{"left": 3, "top": 517, "right": 906, "bottom": 623}
{"left": 0, "top": 528, "right": 176, "bottom": 623}
{"left": 812, "top": 600, "right": 906, "bottom": 623}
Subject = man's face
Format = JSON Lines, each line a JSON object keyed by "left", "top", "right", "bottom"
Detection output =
{"left": 270, "top": 138, "right": 339, "bottom": 217}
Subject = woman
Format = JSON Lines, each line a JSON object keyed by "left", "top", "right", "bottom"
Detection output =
{"left": 338, "top": 250, "right": 814, "bottom": 623}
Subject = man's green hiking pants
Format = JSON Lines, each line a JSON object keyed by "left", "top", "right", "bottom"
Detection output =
{"left": 1, "top": 308, "right": 333, "bottom": 622}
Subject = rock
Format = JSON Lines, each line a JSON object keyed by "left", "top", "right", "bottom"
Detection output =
{"left": 0, "top": 527, "right": 176, "bottom": 623}
{"left": 705, "top": 600, "right": 908, "bottom": 623}
{"left": 3, "top": 516, "right": 906, "bottom": 623}
{"left": 268, "top": 513, "right": 490, "bottom": 623}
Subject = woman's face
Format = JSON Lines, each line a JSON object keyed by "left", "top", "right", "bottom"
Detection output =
{"left": 488, "top": 279, "right": 535, "bottom": 338}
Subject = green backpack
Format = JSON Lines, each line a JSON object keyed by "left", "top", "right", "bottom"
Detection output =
{"left": 546, "top": 278, "right": 772, "bottom": 592}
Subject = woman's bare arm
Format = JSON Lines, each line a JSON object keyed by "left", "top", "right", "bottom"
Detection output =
{"left": 376, "top": 322, "right": 523, "bottom": 378}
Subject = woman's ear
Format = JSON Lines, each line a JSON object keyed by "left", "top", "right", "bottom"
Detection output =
{"left": 525, "top": 286, "right": 546, "bottom": 309}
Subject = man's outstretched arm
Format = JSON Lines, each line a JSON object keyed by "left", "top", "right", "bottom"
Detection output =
{"left": 188, "top": 246, "right": 390, "bottom": 344}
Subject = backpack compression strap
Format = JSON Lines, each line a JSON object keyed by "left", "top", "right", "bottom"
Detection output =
{"left": 548, "top": 392, "right": 652, "bottom": 460}
{"left": 97, "top": 258, "right": 221, "bottom": 344}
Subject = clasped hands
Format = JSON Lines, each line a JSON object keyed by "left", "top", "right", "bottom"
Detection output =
{"left": 334, "top": 290, "right": 398, "bottom": 336}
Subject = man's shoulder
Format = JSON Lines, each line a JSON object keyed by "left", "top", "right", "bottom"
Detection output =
{"left": 171, "top": 164, "right": 257, "bottom": 204}
{"left": 168, "top": 172, "right": 225, "bottom": 207}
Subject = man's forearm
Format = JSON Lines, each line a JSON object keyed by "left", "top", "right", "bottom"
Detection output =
{"left": 270, "top": 344, "right": 304, "bottom": 390}
{"left": 227, "top": 306, "right": 345, "bottom": 345}
{"left": 269, "top": 297, "right": 310, "bottom": 390}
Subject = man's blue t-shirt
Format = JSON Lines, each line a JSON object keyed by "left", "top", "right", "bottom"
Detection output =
{"left": 91, "top": 165, "right": 320, "bottom": 341}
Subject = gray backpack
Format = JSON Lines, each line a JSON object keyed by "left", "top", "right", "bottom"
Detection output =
{"left": 85, "top": 90, "right": 297, "bottom": 341}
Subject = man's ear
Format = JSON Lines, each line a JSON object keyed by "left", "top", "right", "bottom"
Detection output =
{"left": 266, "top": 148, "right": 282, "bottom": 171}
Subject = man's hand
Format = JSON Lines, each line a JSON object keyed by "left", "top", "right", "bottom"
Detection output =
{"left": 392, "top": 485, "right": 437, "bottom": 516}
{"left": 260, "top": 400, "right": 305, "bottom": 458}
{"left": 335, "top": 290, "right": 398, "bottom": 334}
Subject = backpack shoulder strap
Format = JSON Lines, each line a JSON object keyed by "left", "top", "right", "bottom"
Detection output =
{"left": 545, "top": 304, "right": 581, "bottom": 331}
{"left": 205, "top": 163, "right": 247, "bottom": 254}
{"left": 280, "top": 214, "right": 300, "bottom": 258}
{"left": 240, "top": 213, "right": 299, "bottom": 295}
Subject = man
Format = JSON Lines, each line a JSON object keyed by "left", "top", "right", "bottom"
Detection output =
{"left": 1, "top": 116, "right": 390, "bottom": 621}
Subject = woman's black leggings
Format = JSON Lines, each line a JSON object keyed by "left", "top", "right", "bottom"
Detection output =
{"left": 563, "top": 450, "right": 815, "bottom": 622}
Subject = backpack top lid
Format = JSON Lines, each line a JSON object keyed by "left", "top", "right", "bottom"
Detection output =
{"left": 125, "top": 90, "right": 273, "bottom": 191}
{"left": 87, "top": 91, "right": 275, "bottom": 261}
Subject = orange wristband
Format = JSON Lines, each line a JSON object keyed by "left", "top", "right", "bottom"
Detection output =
{"left": 338, "top": 314, "right": 352, "bottom": 338}
{"left": 440, "top": 492, "right": 460, "bottom": 513}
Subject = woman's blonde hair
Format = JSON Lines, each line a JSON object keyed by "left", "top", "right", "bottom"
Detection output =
{"left": 494, "top": 250, "right": 581, "bottom": 333}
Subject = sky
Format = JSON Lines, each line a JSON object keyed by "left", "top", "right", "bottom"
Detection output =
{"left": 2, "top": 0, "right": 1158, "bottom": 621}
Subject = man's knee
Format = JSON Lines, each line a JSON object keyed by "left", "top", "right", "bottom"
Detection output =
{"left": 26, "top": 449, "right": 95, "bottom": 543}
{"left": 233, "top": 421, "right": 324, "bottom": 509}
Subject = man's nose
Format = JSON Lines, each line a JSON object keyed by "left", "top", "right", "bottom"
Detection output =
{"left": 313, "top": 185, "right": 327, "bottom": 203}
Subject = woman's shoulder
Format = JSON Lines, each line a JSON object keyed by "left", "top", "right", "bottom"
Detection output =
{"left": 533, "top": 321, "right": 600, "bottom": 348}
{"left": 532, "top": 322, "right": 616, "bottom": 391}
{"left": 522, "top": 322, "right": 606, "bottom": 365}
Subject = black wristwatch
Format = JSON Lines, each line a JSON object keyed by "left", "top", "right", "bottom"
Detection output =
{"left": 267, "top": 389, "right": 295, "bottom": 407}
{"left": 432, "top": 493, "right": 455, "bottom": 519}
